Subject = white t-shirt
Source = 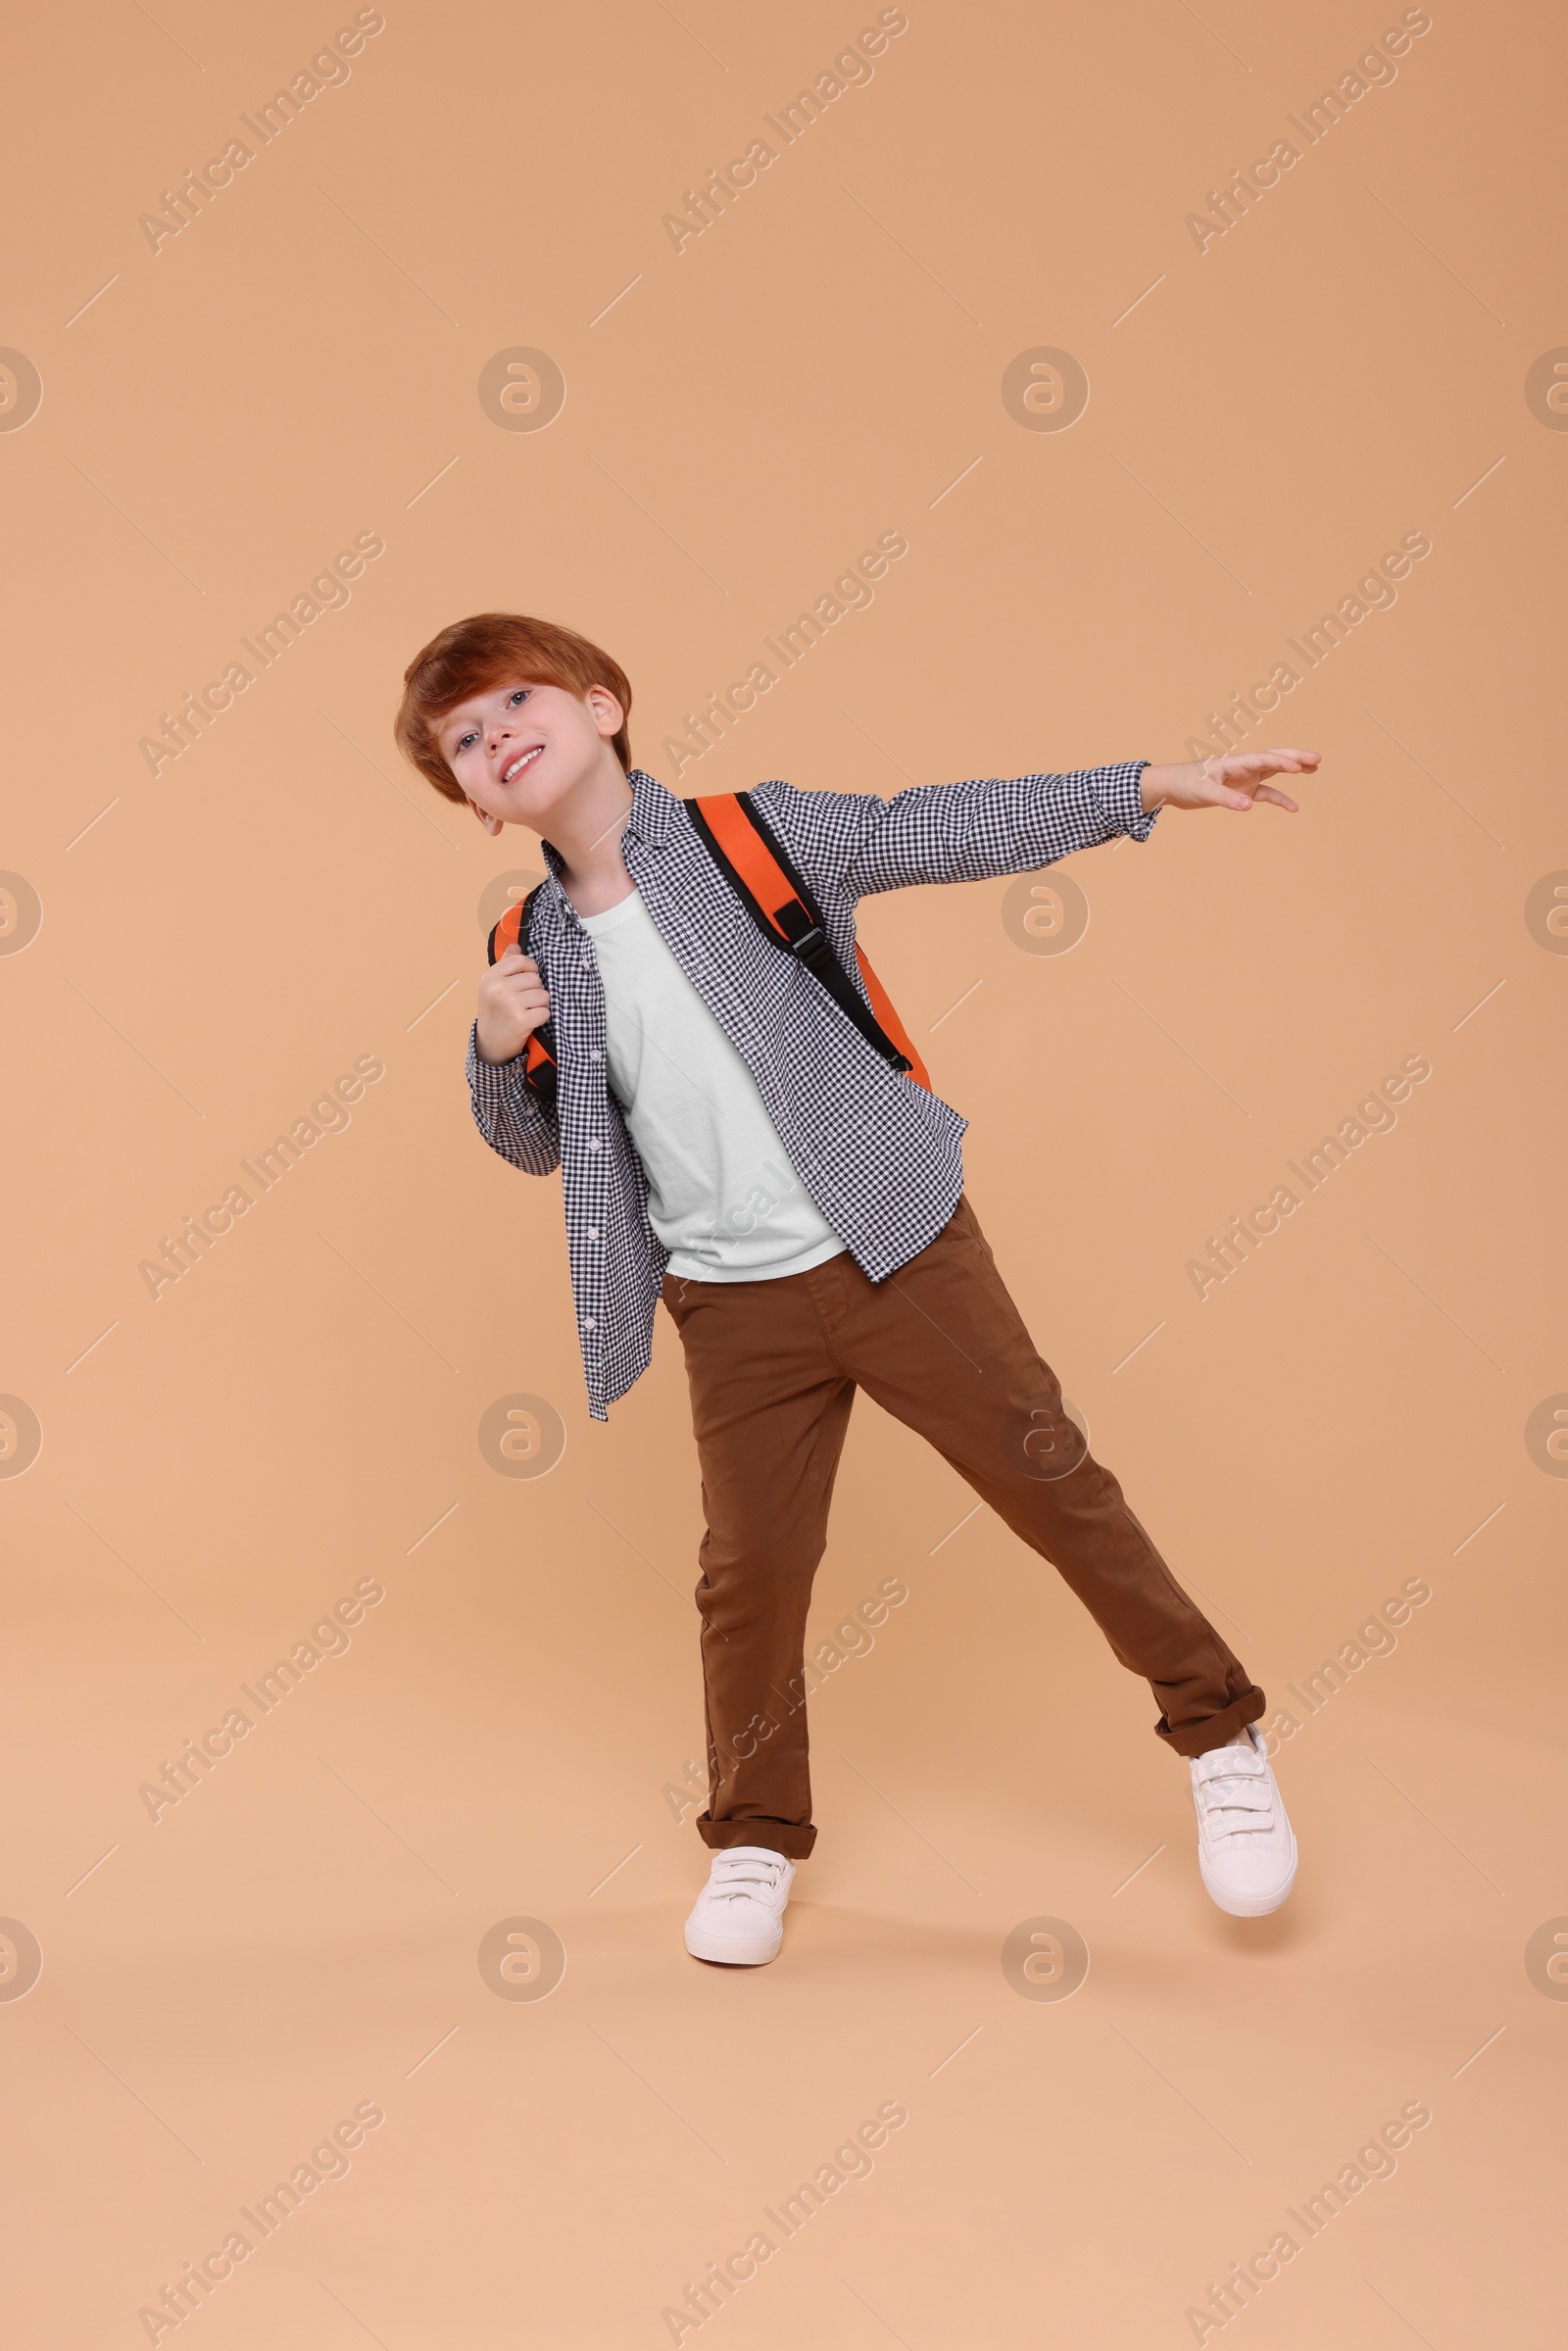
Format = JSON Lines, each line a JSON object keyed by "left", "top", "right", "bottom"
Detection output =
{"left": 576, "top": 887, "right": 845, "bottom": 1283}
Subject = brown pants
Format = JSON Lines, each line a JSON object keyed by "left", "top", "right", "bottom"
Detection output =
{"left": 660, "top": 1193, "right": 1263, "bottom": 1859}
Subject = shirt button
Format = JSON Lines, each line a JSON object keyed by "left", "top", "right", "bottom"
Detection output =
{"left": 588, "top": 1227, "right": 600, "bottom": 1240}
{"left": 587, "top": 1137, "right": 602, "bottom": 1151}
{"left": 583, "top": 1317, "right": 597, "bottom": 1331}
{"left": 590, "top": 1048, "right": 603, "bottom": 1060}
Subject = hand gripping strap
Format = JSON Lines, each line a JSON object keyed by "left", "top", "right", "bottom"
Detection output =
{"left": 486, "top": 886, "right": 558, "bottom": 1110}
{"left": 683, "top": 791, "right": 930, "bottom": 1092}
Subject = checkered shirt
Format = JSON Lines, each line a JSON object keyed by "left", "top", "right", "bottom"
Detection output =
{"left": 465, "top": 761, "right": 1157, "bottom": 1418}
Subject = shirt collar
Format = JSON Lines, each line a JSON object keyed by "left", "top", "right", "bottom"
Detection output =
{"left": 539, "top": 768, "right": 674, "bottom": 883}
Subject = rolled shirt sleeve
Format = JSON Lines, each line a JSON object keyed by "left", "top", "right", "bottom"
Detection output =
{"left": 465, "top": 1021, "right": 562, "bottom": 1176}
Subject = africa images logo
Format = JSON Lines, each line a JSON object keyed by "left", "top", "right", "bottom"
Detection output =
{"left": 1186, "top": 1053, "right": 1432, "bottom": 1300}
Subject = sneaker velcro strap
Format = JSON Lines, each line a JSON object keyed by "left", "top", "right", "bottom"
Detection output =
{"left": 1195, "top": 1748, "right": 1266, "bottom": 1783}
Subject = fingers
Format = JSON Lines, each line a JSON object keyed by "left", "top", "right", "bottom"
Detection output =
{"left": 485, "top": 963, "right": 546, "bottom": 999}
{"left": 1200, "top": 747, "right": 1313, "bottom": 812}
{"left": 489, "top": 948, "right": 550, "bottom": 1001}
{"left": 1231, "top": 747, "right": 1320, "bottom": 774}
{"left": 481, "top": 947, "right": 550, "bottom": 1026}
{"left": 1215, "top": 780, "right": 1299, "bottom": 812}
{"left": 1180, "top": 748, "right": 1310, "bottom": 814}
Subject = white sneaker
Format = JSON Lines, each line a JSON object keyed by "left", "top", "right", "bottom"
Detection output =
{"left": 1188, "top": 1724, "right": 1298, "bottom": 1917}
{"left": 683, "top": 1845, "right": 795, "bottom": 1965}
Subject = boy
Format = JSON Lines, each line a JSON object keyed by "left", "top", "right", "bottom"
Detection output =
{"left": 394, "top": 612, "right": 1318, "bottom": 1966}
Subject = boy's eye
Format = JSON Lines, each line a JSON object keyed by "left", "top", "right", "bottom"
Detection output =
{"left": 456, "top": 729, "right": 476, "bottom": 754}
{"left": 508, "top": 688, "right": 531, "bottom": 708}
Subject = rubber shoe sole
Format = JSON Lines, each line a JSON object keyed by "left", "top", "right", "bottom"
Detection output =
{"left": 1198, "top": 1838, "right": 1298, "bottom": 1918}
{"left": 683, "top": 1916, "right": 784, "bottom": 1965}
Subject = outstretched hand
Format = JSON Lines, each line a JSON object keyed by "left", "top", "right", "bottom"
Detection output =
{"left": 1140, "top": 747, "right": 1319, "bottom": 814}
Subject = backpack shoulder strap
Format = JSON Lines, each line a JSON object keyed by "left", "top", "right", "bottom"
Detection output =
{"left": 682, "top": 791, "right": 930, "bottom": 1091}
{"left": 486, "top": 883, "right": 559, "bottom": 1110}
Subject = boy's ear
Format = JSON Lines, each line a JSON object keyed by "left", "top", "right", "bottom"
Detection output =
{"left": 587, "top": 685, "right": 624, "bottom": 738}
{"left": 467, "top": 799, "right": 505, "bottom": 838}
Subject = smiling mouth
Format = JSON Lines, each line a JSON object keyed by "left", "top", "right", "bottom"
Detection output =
{"left": 501, "top": 746, "right": 544, "bottom": 784}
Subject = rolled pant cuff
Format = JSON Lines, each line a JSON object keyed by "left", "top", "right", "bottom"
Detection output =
{"left": 697, "top": 1812, "right": 816, "bottom": 1861}
{"left": 1153, "top": 1685, "right": 1266, "bottom": 1760}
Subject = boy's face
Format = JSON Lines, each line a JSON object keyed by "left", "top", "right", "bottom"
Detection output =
{"left": 435, "top": 678, "right": 624, "bottom": 835}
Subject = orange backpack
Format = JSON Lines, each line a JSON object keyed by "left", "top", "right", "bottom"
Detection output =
{"left": 485, "top": 791, "right": 929, "bottom": 1113}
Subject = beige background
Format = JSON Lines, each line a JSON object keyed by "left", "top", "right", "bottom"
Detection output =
{"left": 3, "top": 0, "right": 1565, "bottom": 2342}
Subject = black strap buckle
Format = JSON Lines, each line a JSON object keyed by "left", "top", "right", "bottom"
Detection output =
{"left": 773, "top": 900, "right": 828, "bottom": 962}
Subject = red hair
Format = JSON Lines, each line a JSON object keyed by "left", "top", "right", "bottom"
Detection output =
{"left": 394, "top": 612, "right": 633, "bottom": 804}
